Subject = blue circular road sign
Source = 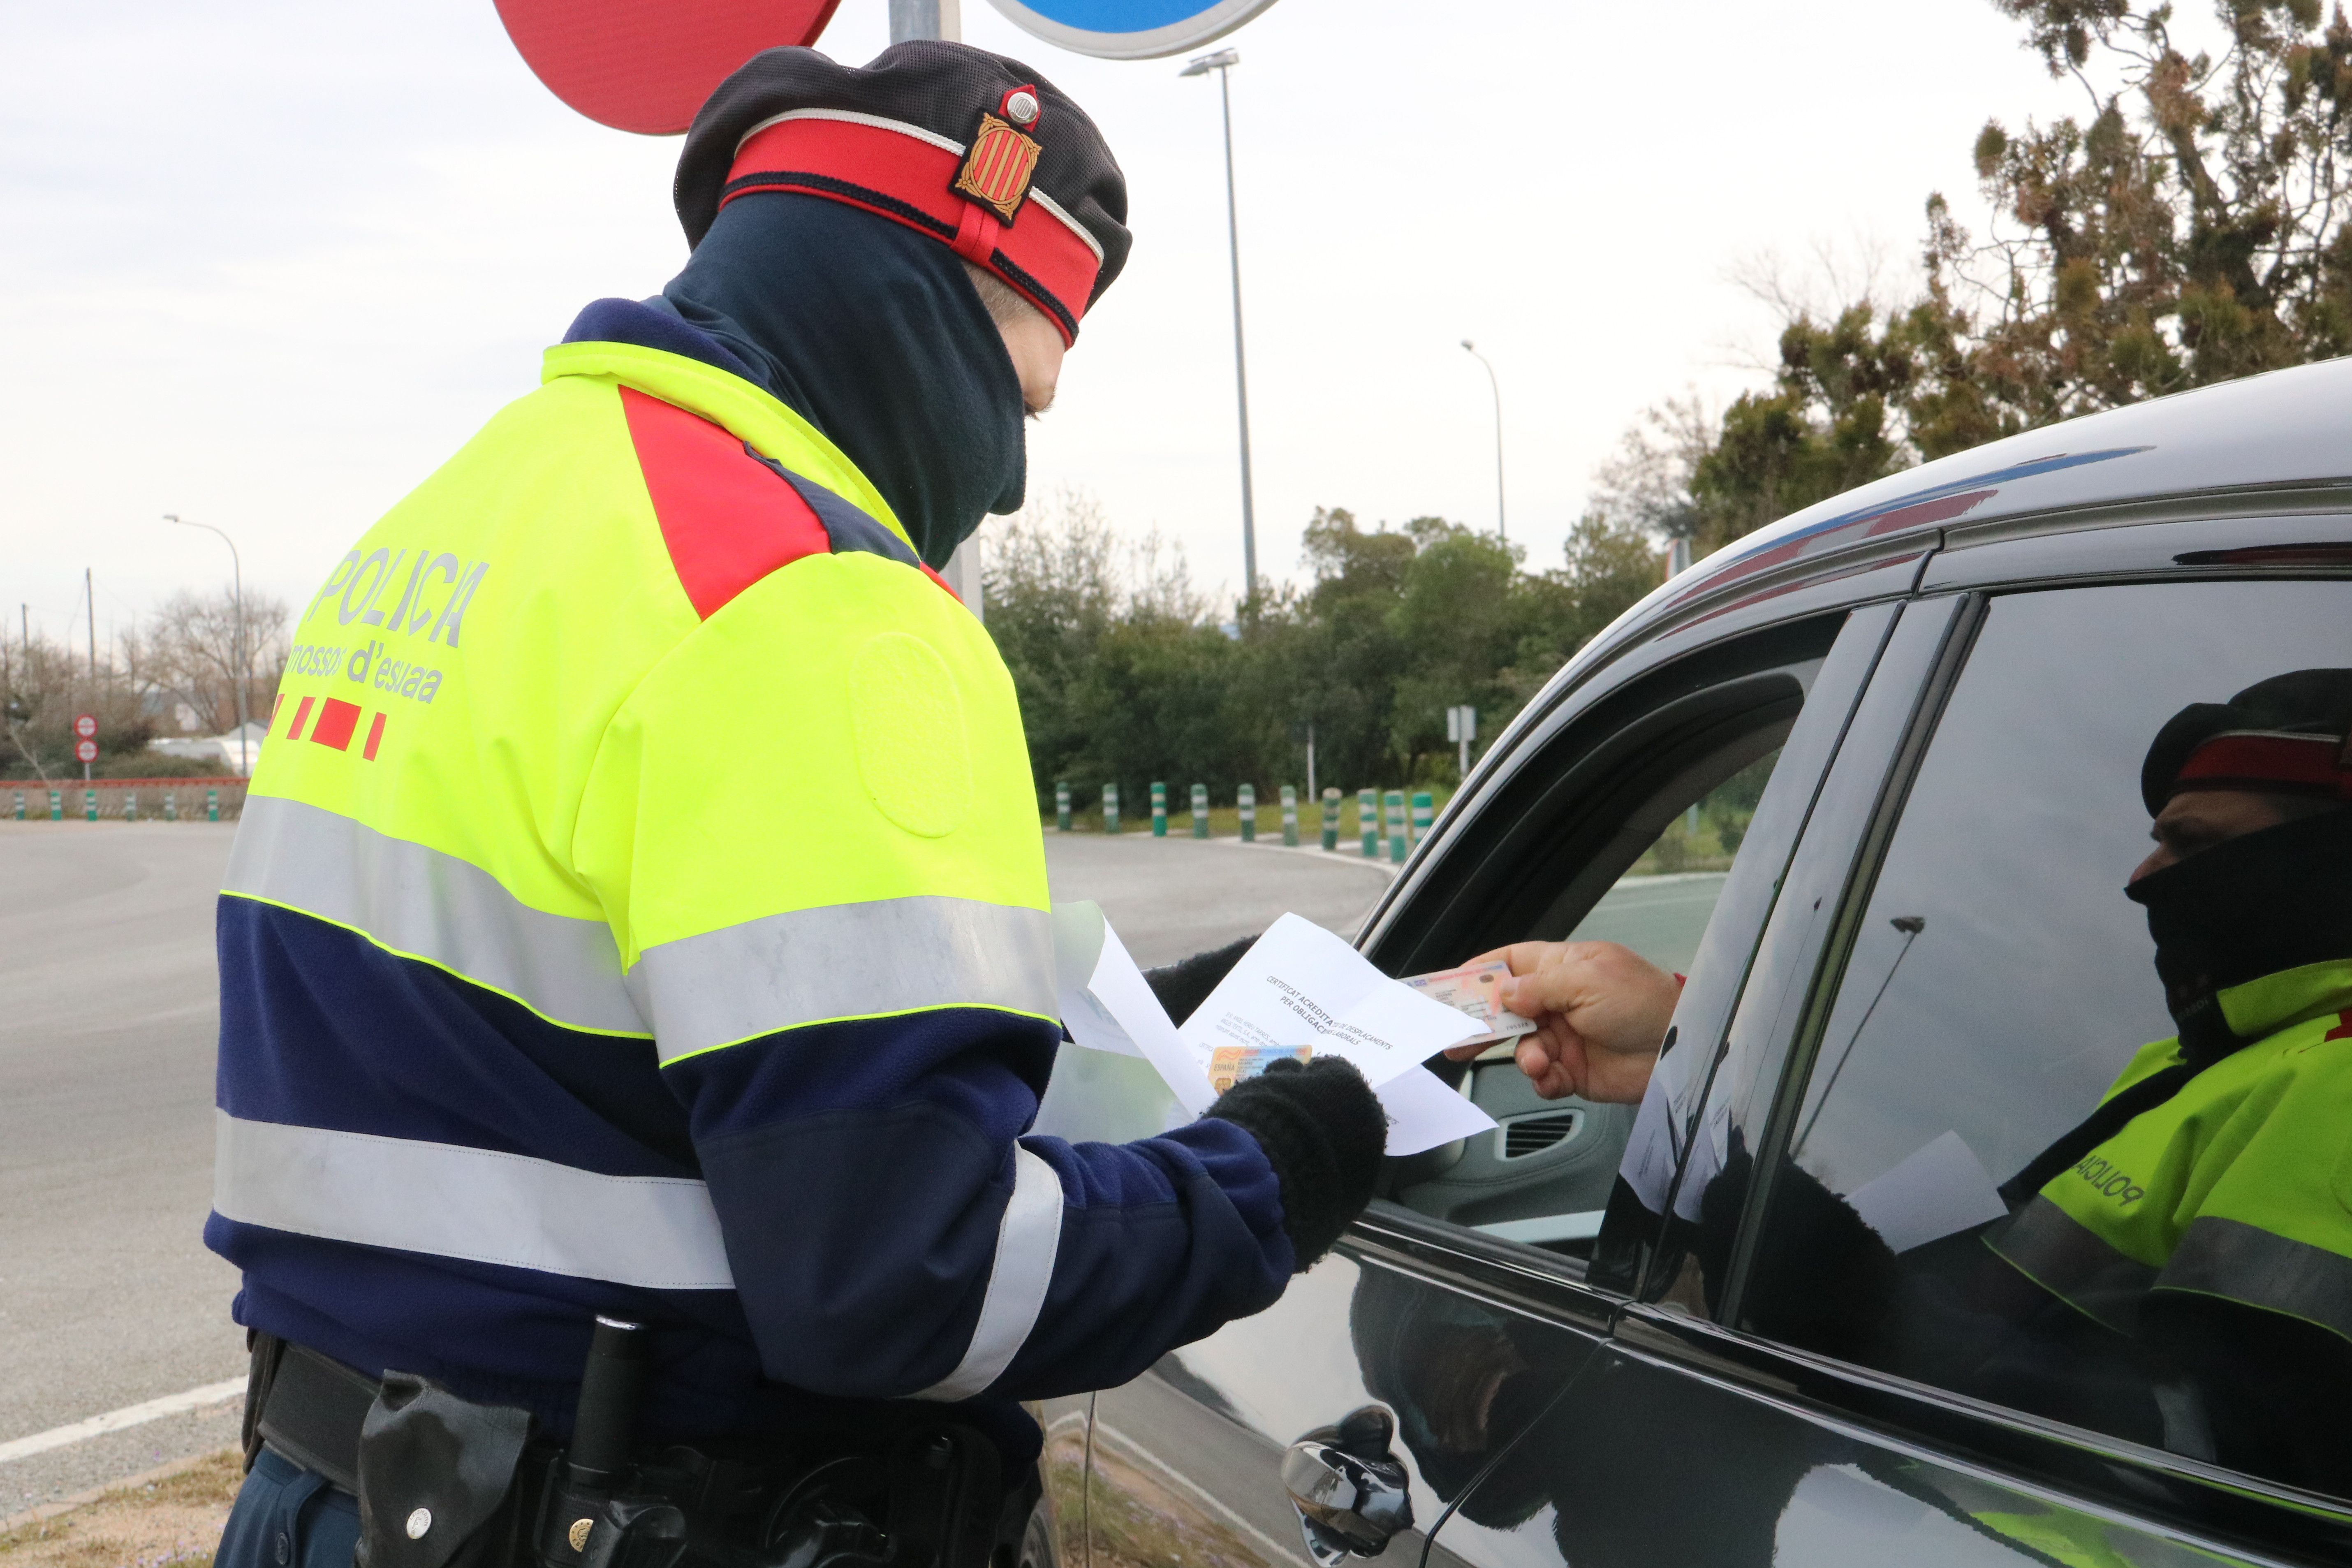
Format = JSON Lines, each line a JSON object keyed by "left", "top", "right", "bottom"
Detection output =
{"left": 984, "top": 0, "right": 1281, "bottom": 59}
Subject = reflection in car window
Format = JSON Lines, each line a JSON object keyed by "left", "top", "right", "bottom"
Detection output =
{"left": 1736, "top": 581, "right": 2352, "bottom": 1499}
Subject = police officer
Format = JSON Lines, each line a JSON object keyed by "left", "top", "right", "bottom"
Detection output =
{"left": 1456, "top": 667, "right": 2352, "bottom": 1494}
{"left": 209, "top": 42, "right": 1385, "bottom": 1568}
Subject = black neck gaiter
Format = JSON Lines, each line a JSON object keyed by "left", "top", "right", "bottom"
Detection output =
{"left": 2124, "top": 806, "right": 2352, "bottom": 1061}
{"left": 660, "top": 192, "right": 1027, "bottom": 569}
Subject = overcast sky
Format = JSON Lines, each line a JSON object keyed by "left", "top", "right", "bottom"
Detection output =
{"left": 0, "top": 0, "right": 2081, "bottom": 645}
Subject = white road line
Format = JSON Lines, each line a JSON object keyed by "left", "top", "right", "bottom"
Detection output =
{"left": 0, "top": 1379, "right": 246, "bottom": 1466}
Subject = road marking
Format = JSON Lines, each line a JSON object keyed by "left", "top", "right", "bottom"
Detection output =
{"left": 0, "top": 1378, "right": 246, "bottom": 1466}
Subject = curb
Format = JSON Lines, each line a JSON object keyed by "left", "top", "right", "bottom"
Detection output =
{"left": 1067, "top": 830, "right": 1401, "bottom": 878}
{"left": 0, "top": 1443, "right": 241, "bottom": 1539}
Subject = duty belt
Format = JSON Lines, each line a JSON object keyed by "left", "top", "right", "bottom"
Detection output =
{"left": 241, "top": 1327, "right": 1010, "bottom": 1568}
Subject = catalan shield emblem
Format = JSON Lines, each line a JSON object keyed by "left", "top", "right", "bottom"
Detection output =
{"left": 953, "top": 113, "right": 1042, "bottom": 223}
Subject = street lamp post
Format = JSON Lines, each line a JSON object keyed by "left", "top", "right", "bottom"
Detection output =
{"left": 1461, "top": 340, "right": 1506, "bottom": 542}
{"left": 1181, "top": 48, "right": 1258, "bottom": 599}
{"left": 164, "top": 514, "right": 250, "bottom": 776}
{"left": 887, "top": 0, "right": 987, "bottom": 621}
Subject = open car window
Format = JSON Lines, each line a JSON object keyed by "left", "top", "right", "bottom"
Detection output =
{"left": 1377, "top": 610, "right": 1904, "bottom": 1271}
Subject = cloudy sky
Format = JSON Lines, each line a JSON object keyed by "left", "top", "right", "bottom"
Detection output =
{"left": 0, "top": 0, "right": 2079, "bottom": 645}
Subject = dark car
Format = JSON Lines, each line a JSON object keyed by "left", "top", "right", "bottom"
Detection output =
{"left": 1025, "top": 358, "right": 2352, "bottom": 1567}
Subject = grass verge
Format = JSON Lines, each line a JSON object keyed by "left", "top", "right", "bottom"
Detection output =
{"left": 0, "top": 1449, "right": 241, "bottom": 1568}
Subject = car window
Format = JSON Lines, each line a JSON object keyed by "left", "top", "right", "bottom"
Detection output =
{"left": 1730, "top": 579, "right": 2352, "bottom": 1499}
{"left": 1403, "top": 755, "right": 1789, "bottom": 1261}
{"left": 1389, "top": 649, "right": 1829, "bottom": 1266}
{"left": 1564, "top": 752, "right": 1779, "bottom": 976}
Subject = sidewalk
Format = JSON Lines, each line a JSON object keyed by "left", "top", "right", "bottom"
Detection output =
{"left": 1185, "top": 832, "right": 1402, "bottom": 878}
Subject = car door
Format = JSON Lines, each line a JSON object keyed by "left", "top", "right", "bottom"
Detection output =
{"left": 1065, "top": 589, "right": 1914, "bottom": 1568}
{"left": 1446, "top": 547, "right": 2352, "bottom": 1565}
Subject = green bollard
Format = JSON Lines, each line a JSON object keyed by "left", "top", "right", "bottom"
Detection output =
{"left": 11, "top": 790, "right": 22, "bottom": 821}
{"left": 1280, "top": 785, "right": 1299, "bottom": 847}
{"left": 84, "top": 788, "right": 97, "bottom": 822}
{"left": 164, "top": 791, "right": 178, "bottom": 822}
{"left": 1102, "top": 783, "right": 1119, "bottom": 834}
{"left": 1238, "top": 783, "right": 1256, "bottom": 843}
{"left": 1322, "top": 787, "right": 1340, "bottom": 851}
{"left": 48, "top": 788, "right": 62, "bottom": 822}
{"left": 1359, "top": 789, "right": 1378, "bottom": 857}
{"left": 1151, "top": 781, "right": 1167, "bottom": 837}
{"left": 1412, "top": 790, "right": 1434, "bottom": 846}
{"left": 1190, "top": 784, "right": 1208, "bottom": 838}
{"left": 207, "top": 787, "right": 220, "bottom": 822}
{"left": 1055, "top": 781, "right": 1071, "bottom": 832}
{"left": 123, "top": 789, "right": 137, "bottom": 823}
{"left": 1385, "top": 789, "right": 1407, "bottom": 864}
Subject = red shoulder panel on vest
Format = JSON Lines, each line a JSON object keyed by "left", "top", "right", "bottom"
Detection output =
{"left": 620, "top": 386, "right": 830, "bottom": 620}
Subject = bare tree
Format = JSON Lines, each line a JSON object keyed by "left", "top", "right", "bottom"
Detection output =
{"left": 126, "top": 588, "right": 290, "bottom": 736}
{"left": 2, "top": 631, "right": 153, "bottom": 780}
{"left": 1586, "top": 394, "right": 1721, "bottom": 541}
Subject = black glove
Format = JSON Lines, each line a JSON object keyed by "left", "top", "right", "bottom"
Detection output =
{"left": 1207, "top": 1056, "right": 1387, "bottom": 1269}
{"left": 1144, "top": 936, "right": 1254, "bottom": 1026}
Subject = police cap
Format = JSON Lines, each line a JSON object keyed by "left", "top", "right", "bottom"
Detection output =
{"left": 2141, "top": 667, "right": 2352, "bottom": 814}
{"left": 675, "top": 41, "right": 1129, "bottom": 346}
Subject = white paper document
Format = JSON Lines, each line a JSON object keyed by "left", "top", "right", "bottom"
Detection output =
{"left": 1370, "top": 1065, "right": 1499, "bottom": 1156}
{"left": 1051, "top": 905, "right": 1498, "bottom": 1153}
{"left": 1175, "top": 914, "right": 1489, "bottom": 1087}
{"left": 1052, "top": 901, "right": 1216, "bottom": 1111}
{"left": 1846, "top": 1130, "right": 2010, "bottom": 1254}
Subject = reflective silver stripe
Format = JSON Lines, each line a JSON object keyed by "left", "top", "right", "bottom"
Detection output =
{"left": 226, "top": 796, "right": 646, "bottom": 1035}
{"left": 213, "top": 1112, "right": 733, "bottom": 1290}
{"left": 1986, "top": 1195, "right": 2158, "bottom": 1334}
{"left": 630, "top": 897, "right": 1054, "bottom": 1063}
{"left": 2160, "top": 1215, "right": 2352, "bottom": 1341}
{"left": 913, "top": 1146, "right": 1065, "bottom": 1401}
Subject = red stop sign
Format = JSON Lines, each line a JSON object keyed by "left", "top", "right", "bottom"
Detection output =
{"left": 75, "top": 739, "right": 98, "bottom": 764}
{"left": 73, "top": 713, "right": 96, "bottom": 740}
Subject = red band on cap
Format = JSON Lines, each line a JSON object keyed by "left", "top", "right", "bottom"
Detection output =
{"left": 720, "top": 112, "right": 1100, "bottom": 344}
{"left": 951, "top": 201, "right": 1001, "bottom": 267}
{"left": 2174, "top": 730, "right": 2352, "bottom": 800}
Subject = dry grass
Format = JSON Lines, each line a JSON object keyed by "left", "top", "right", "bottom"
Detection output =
{"left": 0, "top": 1450, "right": 242, "bottom": 1568}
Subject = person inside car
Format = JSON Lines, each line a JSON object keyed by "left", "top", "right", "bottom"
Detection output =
{"left": 1449, "top": 667, "right": 2352, "bottom": 1494}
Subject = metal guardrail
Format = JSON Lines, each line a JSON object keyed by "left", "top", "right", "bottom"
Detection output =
{"left": 4, "top": 778, "right": 248, "bottom": 822}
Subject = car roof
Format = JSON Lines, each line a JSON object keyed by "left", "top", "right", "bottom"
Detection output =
{"left": 1560, "top": 354, "right": 2352, "bottom": 692}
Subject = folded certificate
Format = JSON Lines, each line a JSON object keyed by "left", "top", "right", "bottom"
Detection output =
{"left": 1053, "top": 906, "right": 1498, "bottom": 1155}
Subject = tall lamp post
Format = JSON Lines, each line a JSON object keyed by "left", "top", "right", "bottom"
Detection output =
{"left": 1181, "top": 48, "right": 1258, "bottom": 598}
{"left": 164, "top": 514, "right": 250, "bottom": 776}
{"left": 889, "top": 0, "right": 986, "bottom": 619}
{"left": 1461, "top": 340, "right": 1506, "bottom": 542}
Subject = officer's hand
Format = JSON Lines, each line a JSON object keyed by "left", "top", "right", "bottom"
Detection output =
{"left": 1440, "top": 941, "right": 1678, "bottom": 1104}
{"left": 1206, "top": 1057, "right": 1386, "bottom": 1269}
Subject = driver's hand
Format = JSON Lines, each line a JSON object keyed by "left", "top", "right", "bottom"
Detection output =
{"left": 1440, "top": 941, "right": 1679, "bottom": 1103}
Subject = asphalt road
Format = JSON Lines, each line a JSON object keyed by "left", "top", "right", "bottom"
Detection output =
{"left": 0, "top": 820, "right": 1390, "bottom": 1516}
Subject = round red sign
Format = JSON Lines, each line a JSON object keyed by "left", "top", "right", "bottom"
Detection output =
{"left": 492, "top": 0, "right": 843, "bottom": 135}
{"left": 75, "top": 739, "right": 98, "bottom": 764}
{"left": 73, "top": 713, "right": 97, "bottom": 739}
